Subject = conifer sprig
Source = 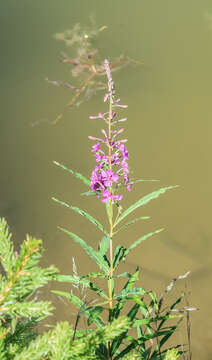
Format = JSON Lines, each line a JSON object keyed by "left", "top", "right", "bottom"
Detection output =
{"left": 0, "top": 218, "right": 59, "bottom": 358}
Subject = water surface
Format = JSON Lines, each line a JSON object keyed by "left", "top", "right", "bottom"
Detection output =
{"left": 1, "top": 1, "right": 212, "bottom": 358}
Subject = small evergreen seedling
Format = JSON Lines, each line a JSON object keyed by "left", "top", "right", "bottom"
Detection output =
{"left": 0, "top": 218, "right": 58, "bottom": 359}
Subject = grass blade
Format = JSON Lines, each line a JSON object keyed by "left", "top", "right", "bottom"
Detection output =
{"left": 53, "top": 161, "right": 90, "bottom": 186}
{"left": 53, "top": 198, "right": 108, "bottom": 235}
{"left": 58, "top": 227, "right": 109, "bottom": 274}
{"left": 115, "top": 186, "right": 178, "bottom": 226}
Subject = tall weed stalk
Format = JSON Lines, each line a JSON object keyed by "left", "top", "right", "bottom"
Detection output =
{"left": 53, "top": 59, "right": 190, "bottom": 359}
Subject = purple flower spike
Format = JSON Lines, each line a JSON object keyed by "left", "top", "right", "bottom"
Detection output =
{"left": 91, "top": 143, "right": 100, "bottom": 152}
{"left": 102, "top": 190, "right": 123, "bottom": 204}
{"left": 89, "top": 59, "right": 133, "bottom": 203}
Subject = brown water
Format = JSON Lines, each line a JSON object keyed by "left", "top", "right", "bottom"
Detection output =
{"left": 1, "top": 1, "right": 212, "bottom": 358}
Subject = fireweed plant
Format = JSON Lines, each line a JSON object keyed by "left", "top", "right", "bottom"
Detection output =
{"left": 53, "top": 60, "right": 190, "bottom": 359}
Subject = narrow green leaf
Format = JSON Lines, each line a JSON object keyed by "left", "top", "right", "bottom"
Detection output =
{"left": 114, "top": 287, "right": 147, "bottom": 300}
{"left": 110, "top": 304, "right": 138, "bottom": 356}
{"left": 98, "top": 236, "right": 110, "bottom": 256}
{"left": 53, "top": 274, "right": 107, "bottom": 298}
{"left": 53, "top": 198, "right": 108, "bottom": 235}
{"left": 52, "top": 290, "right": 105, "bottom": 328}
{"left": 127, "top": 303, "right": 140, "bottom": 321}
{"left": 115, "top": 272, "right": 132, "bottom": 278}
{"left": 55, "top": 271, "right": 108, "bottom": 281}
{"left": 58, "top": 227, "right": 109, "bottom": 274}
{"left": 133, "top": 298, "right": 149, "bottom": 317}
{"left": 158, "top": 295, "right": 183, "bottom": 331}
{"left": 80, "top": 190, "right": 96, "bottom": 196}
{"left": 113, "top": 340, "right": 137, "bottom": 360}
{"left": 53, "top": 161, "right": 90, "bottom": 186}
{"left": 105, "top": 201, "right": 113, "bottom": 225}
{"left": 89, "top": 282, "right": 108, "bottom": 299}
{"left": 115, "top": 216, "right": 150, "bottom": 234}
{"left": 125, "top": 228, "right": 164, "bottom": 255}
{"left": 112, "top": 269, "right": 140, "bottom": 320}
{"left": 115, "top": 186, "right": 178, "bottom": 226}
{"left": 54, "top": 274, "right": 89, "bottom": 286}
{"left": 113, "top": 245, "right": 127, "bottom": 270}
{"left": 110, "top": 304, "right": 139, "bottom": 356}
{"left": 124, "top": 268, "right": 139, "bottom": 289}
{"left": 52, "top": 290, "right": 82, "bottom": 308}
{"left": 134, "top": 315, "right": 180, "bottom": 327}
{"left": 118, "top": 178, "right": 160, "bottom": 191}
{"left": 84, "top": 272, "right": 107, "bottom": 279}
{"left": 140, "top": 347, "right": 152, "bottom": 359}
{"left": 138, "top": 328, "right": 175, "bottom": 342}
{"left": 87, "top": 306, "right": 104, "bottom": 326}
{"left": 131, "top": 178, "right": 160, "bottom": 183}
{"left": 151, "top": 326, "right": 178, "bottom": 357}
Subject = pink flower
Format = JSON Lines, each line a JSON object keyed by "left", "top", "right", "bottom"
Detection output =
{"left": 89, "top": 59, "right": 133, "bottom": 203}
{"left": 91, "top": 142, "right": 100, "bottom": 152}
{"left": 102, "top": 190, "right": 123, "bottom": 204}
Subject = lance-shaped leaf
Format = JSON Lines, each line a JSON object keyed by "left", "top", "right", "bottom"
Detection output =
{"left": 114, "top": 287, "right": 147, "bottom": 301}
{"left": 110, "top": 303, "right": 139, "bottom": 356}
{"left": 115, "top": 272, "right": 132, "bottom": 278}
{"left": 53, "top": 198, "right": 108, "bottom": 235}
{"left": 52, "top": 290, "right": 82, "bottom": 308}
{"left": 150, "top": 326, "right": 179, "bottom": 358}
{"left": 52, "top": 290, "right": 104, "bottom": 327}
{"left": 105, "top": 201, "right": 113, "bottom": 226}
{"left": 80, "top": 190, "right": 96, "bottom": 196}
{"left": 134, "top": 314, "right": 181, "bottom": 328}
{"left": 54, "top": 273, "right": 89, "bottom": 285}
{"left": 115, "top": 186, "right": 178, "bottom": 226}
{"left": 115, "top": 216, "right": 150, "bottom": 234}
{"left": 89, "top": 282, "right": 108, "bottom": 299}
{"left": 125, "top": 228, "right": 164, "bottom": 256}
{"left": 158, "top": 295, "right": 183, "bottom": 331}
{"left": 87, "top": 306, "right": 104, "bottom": 326}
{"left": 84, "top": 272, "right": 107, "bottom": 279}
{"left": 98, "top": 237, "right": 110, "bottom": 269}
{"left": 113, "top": 340, "right": 138, "bottom": 360}
{"left": 113, "top": 245, "right": 127, "bottom": 270}
{"left": 53, "top": 161, "right": 90, "bottom": 186}
{"left": 53, "top": 274, "right": 107, "bottom": 299}
{"left": 98, "top": 236, "right": 110, "bottom": 256}
{"left": 112, "top": 269, "right": 139, "bottom": 320}
{"left": 58, "top": 227, "right": 109, "bottom": 274}
{"left": 130, "top": 179, "right": 160, "bottom": 184}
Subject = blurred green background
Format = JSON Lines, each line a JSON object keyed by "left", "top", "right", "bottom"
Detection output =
{"left": 1, "top": 1, "right": 212, "bottom": 358}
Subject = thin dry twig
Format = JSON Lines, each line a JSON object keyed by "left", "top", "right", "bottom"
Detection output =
{"left": 42, "top": 20, "right": 143, "bottom": 125}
